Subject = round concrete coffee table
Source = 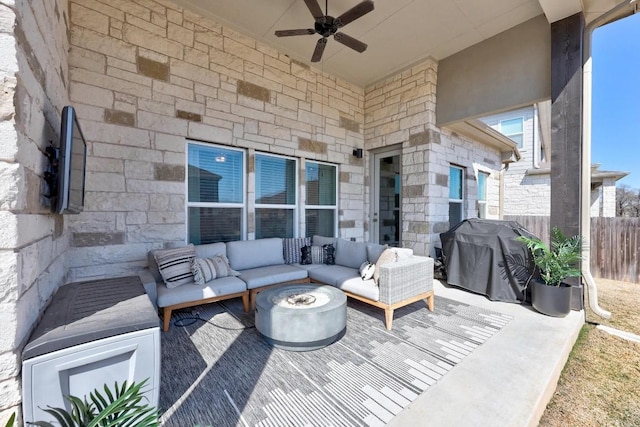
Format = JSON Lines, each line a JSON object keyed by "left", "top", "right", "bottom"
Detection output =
{"left": 255, "top": 284, "right": 347, "bottom": 351}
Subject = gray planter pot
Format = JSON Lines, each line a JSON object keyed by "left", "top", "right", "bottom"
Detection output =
{"left": 531, "top": 279, "right": 572, "bottom": 317}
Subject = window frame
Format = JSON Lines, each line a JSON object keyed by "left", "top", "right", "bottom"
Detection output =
{"left": 499, "top": 117, "right": 524, "bottom": 148}
{"left": 477, "top": 171, "right": 489, "bottom": 219}
{"left": 186, "top": 140, "right": 247, "bottom": 244}
{"left": 449, "top": 165, "right": 465, "bottom": 228}
{"left": 304, "top": 160, "right": 338, "bottom": 238}
{"left": 254, "top": 152, "right": 299, "bottom": 239}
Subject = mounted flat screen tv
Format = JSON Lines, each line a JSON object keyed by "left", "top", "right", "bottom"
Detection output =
{"left": 56, "top": 106, "right": 87, "bottom": 214}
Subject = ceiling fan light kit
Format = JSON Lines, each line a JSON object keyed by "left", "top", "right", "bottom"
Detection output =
{"left": 275, "top": 0, "right": 374, "bottom": 62}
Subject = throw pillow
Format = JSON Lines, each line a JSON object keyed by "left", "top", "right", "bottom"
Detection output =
{"left": 310, "top": 246, "right": 324, "bottom": 264}
{"left": 323, "top": 243, "right": 335, "bottom": 265}
{"left": 283, "top": 237, "right": 311, "bottom": 264}
{"left": 300, "top": 245, "right": 312, "bottom": 265}
{"left": 191, "top": 255, "right": 240, "bottom": 286}
{"left": 359, "top": 261, "right": 375, "bottom": 280}
{"left": 374, "top": 248, "right": 398, "bottom": 285}
{"left": 154, "top": 244, "right": 196, "bottom": 288}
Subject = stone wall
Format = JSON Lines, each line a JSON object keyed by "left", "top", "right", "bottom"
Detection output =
{"left": 364, "top": 58, "right": 503, "bottom": 257}
{"left": 0, "top": 0, "right": 70, "bottom": 422}
{"left": 65, "top": 0, "right": 365, "bottom": 280}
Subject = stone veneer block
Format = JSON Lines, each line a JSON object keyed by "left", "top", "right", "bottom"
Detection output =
{"left": 339, "top": 116, "right": 360, "bottom": 133}
{"left": 237, "top": 80, "right": 270, "bottom": 103}
{"left": 176, "top": 110, "right": 202, "bottom": 122}
{"left": 339, "top": 171, "right": 350, "bottom": 183}
{"left": 104, "top": 109, "right": 135, "bottom": 126}
{"left": 72, "top": 232, "right": 125, "bottom": 247}
{"left": 409, "top": 130, "right": 429, "bottom": 146}
{"left": 155, "top": 164, "right": 185, "bottom": 182}
{"left": 339, "top": 220, "right": 355, "bottom": 229}
{"left": 403, "top": 185, "right": 424, "bottom": 198}
{"left": 137, "top": 55, "right": 169, "bottom": 81}
{"left": 298, "top": 137, "right": 327, "bottom": 154}
{"left": 435, "top": 173, "right": 448, "bottom": 187}
{"left": 409, "top": 222, "right": 429, "bottom": 234}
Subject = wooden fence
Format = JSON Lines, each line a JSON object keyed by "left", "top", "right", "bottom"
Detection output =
{"left": 505, "top": 215, "right": 640, "bottom": 284}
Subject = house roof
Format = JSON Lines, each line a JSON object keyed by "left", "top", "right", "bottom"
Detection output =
{"left": 171, "top": 0, "right": 620, "bottom": 87}
{"left": 526, "top": 163, "right": 629, "bottom": 184}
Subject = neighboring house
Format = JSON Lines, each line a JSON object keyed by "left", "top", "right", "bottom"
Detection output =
{"left": 481, "top": 105, "right": 628, "bottom": 217}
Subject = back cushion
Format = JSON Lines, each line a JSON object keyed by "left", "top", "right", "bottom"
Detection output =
{"left": 195, "top": 242, "right": 227, "bottom": 259}
{"left": 335, "top": 239, "right": 367, "bottom": 269}
{"left": 226, "top": 238, "right": 285, "bottom": 271}
{"left": 313, "top": 235, "right": 337, "bottom": 247}
{"left": 366, "top": 242, "right": 388, "bottom": 264}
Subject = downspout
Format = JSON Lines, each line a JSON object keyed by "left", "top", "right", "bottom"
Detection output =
{"left": 581, "top": 0, "right": 637, "bottom": 319}
{"left": 532, "top": 104, "right": 540, "bottom": 169}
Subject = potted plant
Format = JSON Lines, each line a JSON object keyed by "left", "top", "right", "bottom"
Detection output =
{"left": 516, "top": 227, "right": 582, "bottom": 317}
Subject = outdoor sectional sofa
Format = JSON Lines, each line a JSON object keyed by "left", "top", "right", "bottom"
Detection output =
{"left": 140, "top": 236, "right": 434, "bottom": 332}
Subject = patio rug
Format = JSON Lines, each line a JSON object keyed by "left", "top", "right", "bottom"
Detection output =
{"left": 159, "top": 296, "right": 512, "bottom": 427}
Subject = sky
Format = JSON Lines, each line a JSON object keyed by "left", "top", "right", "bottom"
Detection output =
{"left": 592, "top": 12, "right": 640, "bottom": 189}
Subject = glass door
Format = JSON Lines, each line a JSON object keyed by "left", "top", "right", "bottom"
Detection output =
{"left": 372, "top": 150, "right": 401, "bottom": 246}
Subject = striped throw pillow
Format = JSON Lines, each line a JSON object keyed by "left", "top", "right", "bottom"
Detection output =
{"left": 311, "top": 246, "right": 324, "bottom": 264}
{"left": 283, "top": 237, "right": 311, "bottom": 264}
{"left": 191, "top": 255, "right": 240, "bottom": 286}
{"left": 154, "top": 245, "right": 196, "bottom": 288}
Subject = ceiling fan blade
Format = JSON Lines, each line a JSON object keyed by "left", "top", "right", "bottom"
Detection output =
{"left": 304, "top": 0, "right": 324, "bottom": 19}
{"left": 311, "top": 37, "right": 327, "bottom": 62}
{"left": 334, "top": 32, "right": 367, "bottom": 52}
{"left": 336, "top": 0, "right": 374, "bottom": 27}
{"left": 275, "top": 28, "right": 316, "bottom": 37}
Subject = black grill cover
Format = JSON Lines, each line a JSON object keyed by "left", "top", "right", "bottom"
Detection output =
{"left": 440, "top": 219, "right": 536, "bottom": 303}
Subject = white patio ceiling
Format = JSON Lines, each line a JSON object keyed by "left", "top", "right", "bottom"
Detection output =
{"left": 170, "top": 0, "right": 598, "bottom": 87}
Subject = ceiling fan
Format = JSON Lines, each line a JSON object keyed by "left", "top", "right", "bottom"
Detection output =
{"left": 275, "top": 0, "right": 374, "bottom": 62}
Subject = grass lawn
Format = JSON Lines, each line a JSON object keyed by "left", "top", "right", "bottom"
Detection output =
{"left": 539, "top": 278, "right": 640, "bottom": 426}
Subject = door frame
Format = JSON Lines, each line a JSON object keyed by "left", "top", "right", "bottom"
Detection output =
{"left": 370, "top": 147, "right": 402, "bottom": 246}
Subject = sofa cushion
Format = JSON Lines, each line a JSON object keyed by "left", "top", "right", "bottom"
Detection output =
{"left": 156, "top": 275, "right": 246, "bottom": 308}
{"left": 312, "top": 235, "right": 337, "bottom": 247}
{"left": 374, "top": 248, "right": 398, "bottom": 285}
{"left": 308, "top": 265, "right": 357, "bottom": 287}
{"left": 283, "top": 237, "right": 311, "bottom": 264}
{"left": 153, "top": 245, "right": 196, "bottom": 288}
{"left": 290, "top": 263, "right": 324, "bottom": 272}
{"left": 195, "top": 242, "right": 227, "bottom": 259}
{"left": 191, "top": 255, "right": 240, "bottom": 286}
{"left": 226, "top": 238, "right": 284, "bottom": 271}
{"left": 238, "top": 264, "right": 308, "bottom": 290}
{"left": 335, "top": 239, "right": 367, "bottom": 269}
{"left": 337, "top": 276, "right": 379, "bottom": 302}
{"left": 367, "top": 242, "right": 388, "bottom": 264}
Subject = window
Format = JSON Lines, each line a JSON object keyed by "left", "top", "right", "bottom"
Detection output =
{"left": 305, "top": 161, "right": 337, "bottom": 237}
{"left": 477, "top": 171, "right": 489, "bottom": 219}
{"left": 449, "top": 166, "right": 464, "bottom": 228}
{"left": 255, "top": 154, "right": 297, "bottom": 239}
{"left": 187, "top": 143, "right": 245, "bottom": 244}
{"left": 500, "top": 117, "right": 524, "bottom": 148}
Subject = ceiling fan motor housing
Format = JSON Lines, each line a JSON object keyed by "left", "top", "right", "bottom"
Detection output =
{"left": 314, "top": 16, "right": 339, "bottom": 37}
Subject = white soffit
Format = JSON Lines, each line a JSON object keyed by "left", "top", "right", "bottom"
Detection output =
{"left": 538, "top": 0, "right": 583, "bottom": 22}
{"left": 171, "top": 0, "right": 544, "bottom": 87}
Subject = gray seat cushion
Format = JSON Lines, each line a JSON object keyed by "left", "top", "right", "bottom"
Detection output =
{"left": 290, "top": 263, "right": 325, "bottom": 272}
{"left": 337, "top": 276, "right": 379, "bottom": 302}
{"left": 226, "top": 238, "right": 284, "bottom": 271}
{"left": 156, "top": 276, "right": 246, "bottom": 307}
{"left": 308, "top": 265, "right": 357, "bottom": 286}
{"left": 238, "top": 264, "right": 308, "bottom": 289}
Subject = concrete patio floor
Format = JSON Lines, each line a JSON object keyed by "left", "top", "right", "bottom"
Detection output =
{"left": 388, "top": 279, "right": 584, "bottom": 427}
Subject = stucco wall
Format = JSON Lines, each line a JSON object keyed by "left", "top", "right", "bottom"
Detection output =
{"left": 0, "top": 0, "right": 70, "bottom": 422}
{"left": 65, "top": 0, "right": 365, "bottom": 281}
